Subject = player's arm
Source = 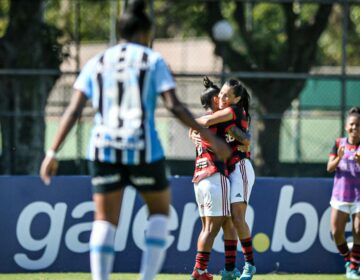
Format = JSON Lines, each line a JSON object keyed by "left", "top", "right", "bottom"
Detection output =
{"left": 228, "top": 126, "right": 251, "bottom": 146}
{"left": 40, "top": 90, "right": 87, "bottom": 185}
{"left": 327, "top": 146, "right": 344, "bottom": 173}
{"left": 196, "top": 107, "right": 233, "bottom": 127}
{"left": 161, "top": 89, "right": 231, "bottom": 160}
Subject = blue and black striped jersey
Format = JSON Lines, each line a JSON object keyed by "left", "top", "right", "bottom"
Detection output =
{"left": 74, "top": 42, "right": 176, "bottom": 165}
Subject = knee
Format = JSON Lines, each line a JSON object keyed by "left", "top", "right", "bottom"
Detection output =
{"left": 231, "top": 216, "right": 246, "bottom": 230}
{"left": 353, "top": 226, "right": 360, "bottom": 237}
{"left": 202, "top": 228, "right": 219, "bottom": 240}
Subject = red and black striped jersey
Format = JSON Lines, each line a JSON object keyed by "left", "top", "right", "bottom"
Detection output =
{"left": 192, "top": 119, "right": 229, "bottom": 183}
{"left": 223, "top": 105, "right": 250, "bottom": 173}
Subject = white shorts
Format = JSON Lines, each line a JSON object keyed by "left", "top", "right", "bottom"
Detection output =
{"left": 229, "top": 159, "right": 255, "bottom": 204}
{"left": 193, "top": 173, "right": 231, "bottom": 217}
{"left": 330, "top": 200, "right": 360, "bottom": 215}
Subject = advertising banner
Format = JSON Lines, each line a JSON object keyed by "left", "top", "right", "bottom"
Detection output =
{"left": 0, "top": 176, "right": 349, "bottom": 274}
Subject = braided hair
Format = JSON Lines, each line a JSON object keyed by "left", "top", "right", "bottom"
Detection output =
{"left": 200, "top": 76, "right": 220, "bottom": 110}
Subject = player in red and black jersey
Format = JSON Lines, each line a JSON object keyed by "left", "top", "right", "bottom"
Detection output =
{"left": 196, "top": 79, "right": 256, "bottom": 280}
{"left": 190, "top": 77, "right": 243, "bottom": 280}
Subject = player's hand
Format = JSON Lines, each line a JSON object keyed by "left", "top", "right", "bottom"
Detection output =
{"left": 337, "top": 146, "right": 345, "bottom": 159}
{"left": 355, "top": 152, "right": 360, "bottom": 164}
{"left": 189, "top": 128, "right": 201, "bottom": 145}
{"left": 238, "top": 144, "right": 250, "bottom": 152}
{"left": 40, "top": 156, "right": 59, "bottom": 186}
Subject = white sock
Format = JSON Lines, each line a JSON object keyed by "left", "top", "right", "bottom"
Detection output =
{"left": 139, "top": 214, "right": 168, "bottom": 280}
{"left": 90, "top": 220, "right": 116, "bottom": 280}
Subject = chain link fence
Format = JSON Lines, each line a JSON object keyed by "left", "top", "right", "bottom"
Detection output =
{"left": 34, "top": 70, "right": 359, "bottom": 176}
{"left": 0, "top": 0, "right": 360, "bottom": 176}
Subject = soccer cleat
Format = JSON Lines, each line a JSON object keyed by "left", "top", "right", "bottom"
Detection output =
{"left": 347, "top": 269, "right": 360, "bottom": 279}
{"left": 239, "top": 262, "right": 256, "bottom": 280}
{"left": 190, "top": 268, "right": 214, "bottom": 280}
{"left": 220, "top": 267, "right": 240, "bottom": 279}
{"left": 345, "top": 261, "right": 351, "bottom": 277}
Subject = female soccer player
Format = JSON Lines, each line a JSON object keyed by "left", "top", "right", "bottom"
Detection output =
{"left": 327, "top": 107, "right": 360, "bottom": 279}
{"left": 39, "top": 1, "right": 231, "bottom": 280}
{"left": 196, "top": 79, "right": 256, "bottom": 280}
{"left": 190, "top": 77, "right": 242, "bottom": 280}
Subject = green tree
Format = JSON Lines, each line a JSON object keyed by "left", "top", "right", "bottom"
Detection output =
{"left": 157, "top": 1, "right": 338, "bottom": 175}
{"left": 0, "top": 0, "right": 63, "bottom": 174}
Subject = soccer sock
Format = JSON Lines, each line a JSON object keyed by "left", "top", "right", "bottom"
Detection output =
{"left": 337, "top": 242, "right": 351, "bottom": 263}
{"left": 350, "top": 243, "right": 360, "bottom": 270}
{"left": 224, "top": 239, "right": 237, "bottom": 271}
{"left": 240, "top": 237, "right": 255, "bottom": 265}
{"left": 195, "top": 251, "right": 211, "bottom": 271}
{"left": 140, "top": 214, "right": 168, "bottom": 280}
{"left": 89, "top": 220, "right": 116, "bottom": 280}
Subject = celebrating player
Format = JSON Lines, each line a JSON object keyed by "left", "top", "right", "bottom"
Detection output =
{"left": 196, "top": 79, "right": 256, "bottom": 280}
{"left": 327, "top": 107, "right": 360, "bottom": 279}
{"left": 39, "top": 1, "right": 231, "bottom": 280}
{"left": 190, "top": 77, "right": 242, "bottom": 280}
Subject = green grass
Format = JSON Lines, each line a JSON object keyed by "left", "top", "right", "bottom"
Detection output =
{"left": 0, "top": 273, "right": 347, "bottom": 280}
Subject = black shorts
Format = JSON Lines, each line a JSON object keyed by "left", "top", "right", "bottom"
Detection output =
{"left": 88, "top": 159, "right": 169, "bottom": 193}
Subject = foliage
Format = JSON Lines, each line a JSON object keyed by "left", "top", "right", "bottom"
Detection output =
{"left": 38, "top": 0, "right": 360, "bottom": 66}
{"left": 0, "top": 0, "right": 9, "bottom": 37}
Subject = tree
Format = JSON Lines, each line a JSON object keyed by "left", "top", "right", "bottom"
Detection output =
{"left": 0, "top": 0, "right": 63, "bottom": 174}
{"left": 157, "top": 1, "right": 335, "bottom": 175}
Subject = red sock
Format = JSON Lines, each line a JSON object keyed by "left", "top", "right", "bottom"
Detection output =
{"left": 350, "top": 244, "right": 360, "bottom": 270}
{"left": 240, "top": 237, "right": 254, "bottom": 265}
{"left": 195, "top": 251, "right": 210, "bottom": 270}
{"left": 224, "top": 239, "right": 237, "bottom": 271}
{"left": 337, "top": 242, "right": 350, "bottom": 263}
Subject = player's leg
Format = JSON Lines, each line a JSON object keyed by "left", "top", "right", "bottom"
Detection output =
{"left": 349, "top": 211, "right": 360, "bottom": 279}
{"left": 191, "top": 173, "right": 230, "bottom": 280}
{"left": 220, "top": 217, "right": 240, "bottom": 280}
{"left": 139, "top": 188, "right": 170, "bottom": 280}
{"left": 330, "top": 201, "right": 350, "bottom": 265}
{"left": 191, "top": 216, "right": 225, "bottom": 280}
{"left": 229, "top": 160, "right": 256, "bottom": 280}
{"left": 88, "top": 161, "right": 125, "bottom": 280}
{"left": 330, "top": 204, "right": 351, "bottom": 276}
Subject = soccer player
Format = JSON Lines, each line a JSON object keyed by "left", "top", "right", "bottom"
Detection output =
{"left": 190, "top": 77, "right": 250, "bottom": 280}
{"left": 196, "top": 79, "right": 256, "bottom": 280}
{"left": 327, "top": 107, "right": 360, "bottom": 279}
{"left": 39, "top": 1, "right": 231, "bottom": 280}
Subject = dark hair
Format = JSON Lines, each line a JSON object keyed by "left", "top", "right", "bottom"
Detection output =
{"left": 117, "top": 0, "right": 152, "bottom": 40}
{"left": 348, "top": 106, "right": 360, "bottom": 117}
{"left": 225, "top": 79, "right": 251, "bottom": 123}
{"left": 200, "top": 76, "right": 220, "bottom": 110}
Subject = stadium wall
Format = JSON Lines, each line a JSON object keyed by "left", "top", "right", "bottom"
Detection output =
{"left": 0, "top": 176, "right": 347, "bottom": 274}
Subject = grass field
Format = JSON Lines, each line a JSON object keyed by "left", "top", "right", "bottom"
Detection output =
{"left": 0, "top": 273, "right": 347, "bottom": 280}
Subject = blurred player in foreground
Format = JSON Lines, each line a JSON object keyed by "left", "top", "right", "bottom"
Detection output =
{"left": 327, "top": 107, "right": 360, "bottom": 279}
{"left": 39, "top": 0, "right": 231, "bottom": 279}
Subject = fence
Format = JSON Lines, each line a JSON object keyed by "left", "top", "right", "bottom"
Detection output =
{"left": 1, "top": 69, "right": 358, "bottom": 176}
{"left": 1, "top": 0, "right": 360, "bottom": 176}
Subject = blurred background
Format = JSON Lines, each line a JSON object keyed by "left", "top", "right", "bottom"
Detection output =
{"left": 0, "top": 0, "right": 359, "bottom": 177}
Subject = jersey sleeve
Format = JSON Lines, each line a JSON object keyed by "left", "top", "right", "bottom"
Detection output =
{"left": 329, "top": 139, "right": 340, "bottom": 157}
{"left": 154, "top": 56, "right": 176, "bottom": 94}
{"left": 73, "top": 56, "right": 98, "bottom": 99}
{"left": 228, "top": 105, "right": 248, "bottom": 130}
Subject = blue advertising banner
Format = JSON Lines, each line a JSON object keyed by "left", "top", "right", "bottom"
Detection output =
{"left": 0, "top": 176, "right": 350, "bottom": 274}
